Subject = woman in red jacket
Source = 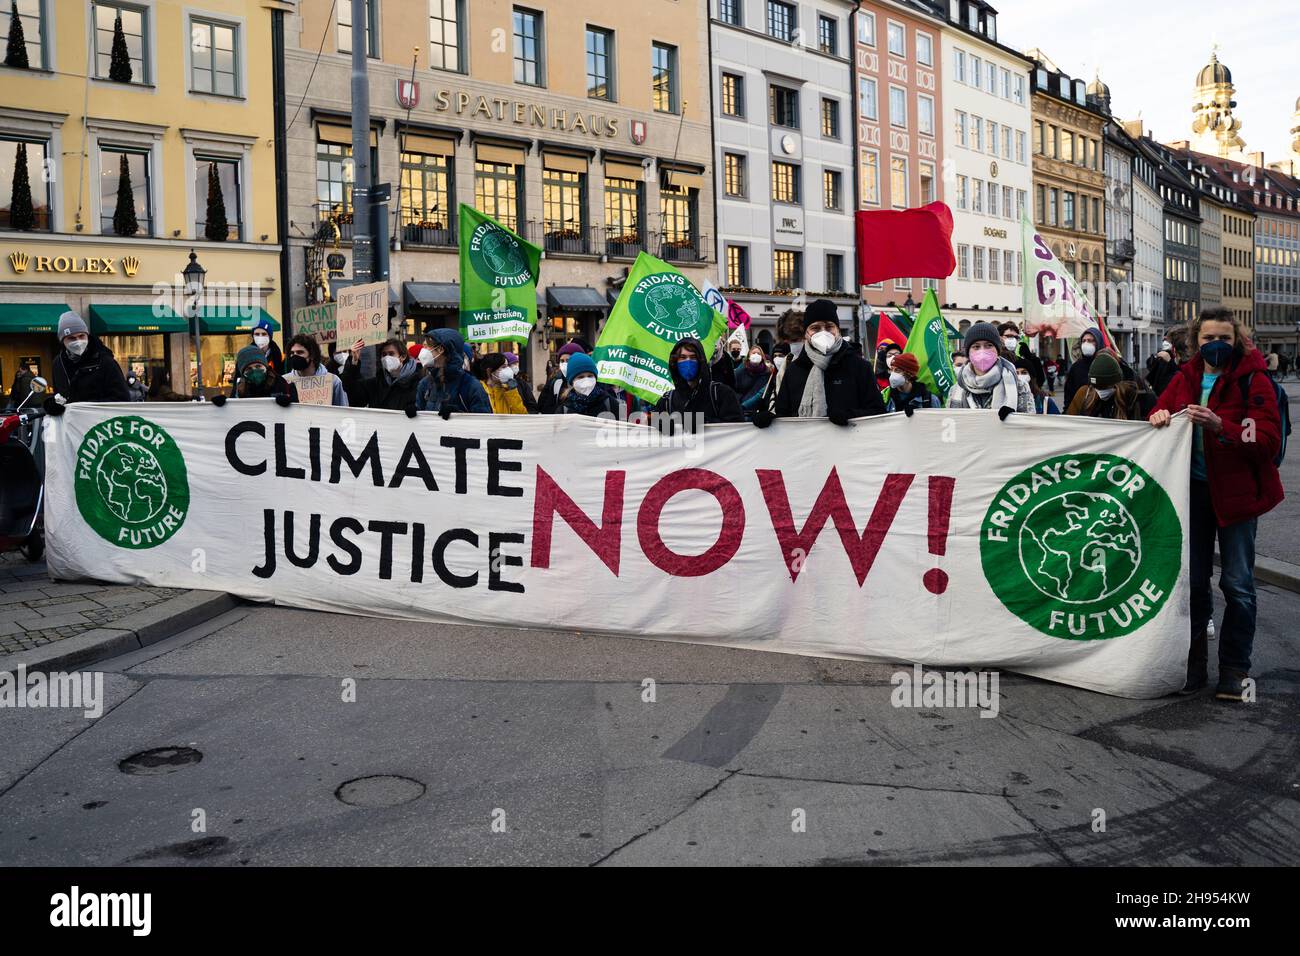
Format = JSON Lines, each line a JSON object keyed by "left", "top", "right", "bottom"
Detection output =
{"left": 1150, "top": 308, "right": 1284, "bottom": 701}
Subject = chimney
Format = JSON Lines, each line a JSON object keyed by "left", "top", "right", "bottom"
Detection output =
{"left": 1246, "top": 150, "right": 1265, "bottom": 168}
{"left": 1122, "top": 119, "right": 1144, "bottom": 140}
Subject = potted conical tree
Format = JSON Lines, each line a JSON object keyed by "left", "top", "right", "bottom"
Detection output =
{"left": 4, "top": 6, "right": 30, "bottom": 69}
{"left": 204, "top": 162, "right": 229, "bottom": 241}
{"left": 108, "top": 12, "right": 132, "bottom": 83}
{"left": 112, "top": 153, "right": 140, "bottom": 236}
{"left": 9, "top": 141, "right": 35, "bottom": 230}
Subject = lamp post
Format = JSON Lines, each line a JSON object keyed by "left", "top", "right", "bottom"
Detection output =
{"left": 182, "top": 249, "right": 206, "bottom": 400}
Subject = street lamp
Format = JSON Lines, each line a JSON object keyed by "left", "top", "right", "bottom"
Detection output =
{"left": 182, "top": 249, "right": 206, "bottom": 400}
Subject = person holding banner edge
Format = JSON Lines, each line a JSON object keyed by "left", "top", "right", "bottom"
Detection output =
{"left": 414, "top": 328, "right": 491, "bottom": 418}
{"left": 946, "top": 323, "right": 1032, "bottom": 417}
{"left": 211, "top": 346, "right": 295, "bottom": 406}
{"left": 1149, "top": 308, "right": 1284, "bottom": 701}
{"left": 560, "top": 353, "right": 620, "bottom": 418}
{"left": 653, "top": 337, "right": 744, "bottom": 425}
{"left": 283, "top": 334, "right": 348, "bottom": 407}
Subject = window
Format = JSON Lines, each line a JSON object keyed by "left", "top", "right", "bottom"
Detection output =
{"left": 1079, "top": 195, "right": 1087, "bottom": 232}
{"left": 1049, "top": 187, "right": 1059, "bottom": 226}
{"left": 721, "top": 72, "right": 744, "bottom": 117}
{"left": 726, "top": 245, "right": 749, "bottom": 286}
{"left": 1000, "top": 67, "right": 1011, "bottom": 99}
{"left": 316, "top": 141, "right": 352, "bottom": 215}
{"left": 859, "top": 77, "right": 877, "bottom": 120}
{"left": 400, "top": 149, "right": 454, "bottom": 242}
{"left": 887, "top": 21, "right": 904, "bottom": 56}
{"left": 586, "top": 27, "right": 614, "bottom": 100}
{"left": 513, "top": 8, "right": 543, "bottom": 86}
{"left": 956, "top": 174, "right": 967, "bottom": 210}
{"left": 920, "top": 162, "right": 935, "bottom": 204}
{"left": 972, "top": 246, "right": 984, "bottom": 280}
{"left": 1061, "top": 132, "right": 1074, "bottom": 164}
{"left": 918, "top": 95, "right": 934, "bottom": 136}
{"left": 889, "top": 86, "right": 906, "bottom": 128}
{"left": 1093, "top": 197, "right": 1101, "bottom": 233}
{"left": 194, "top": 156, "right": 241, "bottom": 240}
{"left": 475, "top": 160, "right": 522, "bottom": 232}
{"left": 957, "top": 243, "right": 970, "bottom": 279}
{"left": 94, "top": 2, "right": 148, "bottom": 83}
{"left": 1, "top": 0, "right": 44, "bottom": 69}
{"left": 954, "top": 48, "right": 966, "bottom": 83}
{"left": 987, "top": 181, "right": 998, "bottom": 217}
{"left": 773, "top": 249, "right": 801, "bottom": 290}
{"left": 826, "top": 254, "right": 844, "bottom": 293}
{"left": 190, "top": 18, "right": 238, "bottom": 96}
{"left": 772, "top": 161, "right": 800, "bottom": 204}
{"left": 0, "top": 137, "right": 51, "bottom": 230}
{"left": 972, "top": 115, "right": 982, "bottom": 151}
{"left": 1088, "top": 138, "right": 1098, "bottom": 169}
{"left": 429, "top": 0, "right": 465, "bottom": 72}
{"left": 604, "top": 172, "right": 643, "bottom": 248}
{"left": 542, "top": 166, "right": 586, "bottom": 248}
{"left": 916, "top": 32, "right": 933, "bottom": 66}
{"left": 858, "top": 11, "right": 875, "bottom": 46}
{"left": 970, "top": 55, "right": 981, "bottom": 86}
{"left": 988, "top": 248, "right": 1000, "bottom": 283}
{"left": 890, "top": 156, "right": 907, "bottom": 209}
{"left": 986, "top": 62, "right": 996, "bottom": 92}
{"left": 821, "top": 98, "right": 840, "bottom": 139}
{"left": 770, "top": 85, "right": 799, "bottom": 128}
{"left": 767, "top": 1, "right": 795, "bottom": 42}
{"left": 1062, "top": 191, "right": 1074, "bottom": 228}
{"left": 99, "top": 146, "right": 151, "bottom": 236}
{"left": 338, "top": 0, "right": 377, "bottom": 57}
{"left": 723, "top": 152, "right": 746, "bottom": 197}
{"left": 1013, "top": 74, "right": 1025, "bottom": 104}
{"left": 1035, "top": 185, "right": 1045, "bottom": 223}
{"left": 1016, "top": 130, "right": 1026, "bottom": 164}
{"left": 1033, "top": 121, "right": 1043, "bottom": 155}
{"left": 986, "top": 120, "right": 996, "bottom": 155}
{"left": 860, "top": 150, "right": 879, "bottom": 205}
{"left": 1002, "top": 126, "right": 1012, "bottom": 160}
{"left": 956, "top": 110, "right": 968, "bottom": 147}
{"left": 659, "top": 182, "right": 697, "bottom": 254}
{"left": 824, "top": 169, "right": 842, "bottom": 210}
{"left": 817, "top": 15, "right": 837, "bottom": 55}
{"left": 652, "top": 42, "right": 678, "bottom": 113}
{"left": 718, "top": 0, "right": 741, "bottom": 26}
{"left": 1002, "top": 185, "right": 1013, "bottom": 220}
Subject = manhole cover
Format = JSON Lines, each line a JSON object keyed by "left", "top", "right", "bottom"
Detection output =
{"left": 335, "top": 774, "right": 426, "bottom": 808}
{"left": 118, "top": 746, "right": 204, "bottom": 775}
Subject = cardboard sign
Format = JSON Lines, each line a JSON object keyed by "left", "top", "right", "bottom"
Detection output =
{"left": 291, "top": 373, "right": 336, "bottom": 406}
{"left": 335, "top": 282, "right": 389, "bottom": 346}
{"left": 292, "top": 302, "right": 338, "bottom": 344}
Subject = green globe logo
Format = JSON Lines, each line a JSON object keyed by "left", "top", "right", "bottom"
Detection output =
{"left": 468, "top": 221, "right": 531, "bottom": 288}
{"left": 75, "top": 416, "right": 189, "bottom": 550}
{"left": 629, "top": 276, "right": 709, "bottom": 339}
{"left": 981, "top": 454, "right": 1180, "bottom": 641}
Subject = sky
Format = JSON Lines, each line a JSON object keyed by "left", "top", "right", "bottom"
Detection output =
{"left": 992, "top": 0, "right": 1298, "bottom": 164}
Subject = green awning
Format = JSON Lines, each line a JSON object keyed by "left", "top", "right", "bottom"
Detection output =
{"left": 87, "top": 304, "right": 187, "bottom": 335}
{"left": 196, "top": 306, "right": 280, "bottom": 335}
{"left": 0, "top": 303, "right": 68, "bottom": 334}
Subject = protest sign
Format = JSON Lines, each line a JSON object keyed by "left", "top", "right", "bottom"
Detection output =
{"left": 1021, "top": 211, "right": 1113, "bottom": 345}
{"left": 458, "top": 204, "right": 541, "bottom": 343}
{"left": 289, "top": 374, "right": 335, "bottom": 406}
{"left": 47, "top": 405, "right": 1191, "bottom": 698}
{"left": 292, "top": 302, "right": 338, "bottom": 344}
{"left": 335, "top": 282, "right": 389, "bottom": 347}
{"left": 593, "top": 252, "right": 729, "bottom": 402}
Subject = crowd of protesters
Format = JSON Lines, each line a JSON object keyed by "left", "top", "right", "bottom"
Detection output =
{"left": 27, "top": 302, "right": 1290, "bottom": 703}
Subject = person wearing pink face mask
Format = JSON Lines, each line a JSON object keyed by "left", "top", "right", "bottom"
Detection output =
{"left": 946, "top": 322, "right": 1032, "bottom": 417}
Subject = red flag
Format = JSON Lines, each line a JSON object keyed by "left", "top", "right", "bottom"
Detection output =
{"left": 875, "top": 312, "right": 908, "bottom": 354}
{"left": 856, "top": 202, "right": 956, "bottom": 286}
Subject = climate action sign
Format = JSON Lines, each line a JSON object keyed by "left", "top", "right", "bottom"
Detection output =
{"left": 458, "top": 204, "right": 541, "bottom": 344}
{"left": 46, "top": 406, "right": 1192, "bottom": 698}
{"left": 594, "top": 252, "right": 729, "bottom": 402}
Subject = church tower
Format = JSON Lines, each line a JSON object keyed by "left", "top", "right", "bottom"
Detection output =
{"left": 1289, "top": 95, "right": 1300, "bottom": 169}
{"left": 1189, "top": 49, "right": 1246, "bottom": 158}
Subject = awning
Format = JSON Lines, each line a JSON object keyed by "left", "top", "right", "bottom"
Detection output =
{"left": 87, "top": 304, "right": 187, "bottom": 335}
{"left": 404, "top": 282, "right": 459, "bottom": 311}
{"left": 546, "top": 287, "right": 608, "bottom": 313}
{"left": 0, "top": 303, "right": 67, "bottom": 334}
{"left": 196, "top": 306, "right": 279, "bottom": 334}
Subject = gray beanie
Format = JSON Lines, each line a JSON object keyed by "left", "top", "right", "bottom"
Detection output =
{"left": 57, "top": 311, "right": 88, "bottom": 340}
{"left": 963, "top": 321, "right": 1001, "bottom": 353}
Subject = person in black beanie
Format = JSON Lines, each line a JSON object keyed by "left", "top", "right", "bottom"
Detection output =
{"left": 757, "top": 298, "right": 883, "bottom": 427}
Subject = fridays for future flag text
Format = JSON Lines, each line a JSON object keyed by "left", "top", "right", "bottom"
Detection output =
{"left": 458, "top": 203, "right": 542, "bottom": 344}
{"left": 902, "top": 289, "right": 957, "bottom": 402}
{"left": 1020, "top": 210, "right": 1104, "bottom": 341}
{"left": 593, "top": 252, "right": 728, "bottom": 403}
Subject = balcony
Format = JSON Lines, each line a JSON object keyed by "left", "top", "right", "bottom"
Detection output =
{"left": 1108, "top": 238, "right": 1136, "bottom": 263}
{"left": 653, "top": 231, "right": 710, "bottom": 264}
{"left": 315, "top": 202, "right": 353, "bottom": 242}
{"left": 401, "top": 219, "right": 456, "bottom": 248}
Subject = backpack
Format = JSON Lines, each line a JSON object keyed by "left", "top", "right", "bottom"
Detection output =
{"left": 1238, "top": 372, "right": 1291, "bottom": 465}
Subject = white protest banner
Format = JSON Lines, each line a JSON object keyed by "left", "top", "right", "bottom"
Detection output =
{"left": 1020, "top": 210, "right": 1106, "bottom": 341}
{"left": 45, "top": 406, "right": 1192, "bottom": 698}
{"left": 335, "top": 281, "right": 389, "bottom": 346}
{"left": 288, "top": 373, "right": 335, "bottom": 406}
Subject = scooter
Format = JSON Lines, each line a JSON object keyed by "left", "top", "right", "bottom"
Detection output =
{"left": 0, "top": 376, "right": 48, "bottom": 562}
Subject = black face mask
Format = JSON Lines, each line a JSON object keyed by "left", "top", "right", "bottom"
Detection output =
{"left": 286, "top": 355, "right": 310, "bottom": 373}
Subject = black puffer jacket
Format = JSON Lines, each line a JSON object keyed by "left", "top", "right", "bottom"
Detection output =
{"left": 52, "top": 335, "right": 130, "bottom": 403}
{"left": 340, "top": 356, "right": 424, "bottom": 410}
{"left": 775, "top": 339, "right": 885, "bottom": 420}
{"left": 652, "top": 337, "right": 744, "bottom": 423}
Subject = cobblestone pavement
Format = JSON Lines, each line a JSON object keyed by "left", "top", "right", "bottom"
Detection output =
{"left": 0, "top": 552, "right": 182, "bottom": 656}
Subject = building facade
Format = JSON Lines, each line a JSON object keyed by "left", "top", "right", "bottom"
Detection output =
{"left": 934, "top": 0, "right": 1032, "bottom": 331}
{"left": 1028, "top": 53, "right": 1105, "bottom": 353}
{"left": 1129, "top": 138, "right": 1165, "bottom": 348}
{"left": 1219, "top": 200, "right": 1257, "bottom": 330}
{"left": 1149, "top": 140, "right": 1202, "bottom": 328}
{"left": 711, "top": 0, "right": 857, "bottom": 336}
{"left": 1251, "top": 169, "right": 1300, "bottom": 352}
{"left": 853, "top": 0, "right": 945, "bottom": 322}
{"left": 1091, "top": 78, "right": 1144, "bottom": 360}
{"left": 0, "top": 0, "right": 287, "bottom": 398}
{"left": 283, "top": 0, "right": 714, "bottom": 387}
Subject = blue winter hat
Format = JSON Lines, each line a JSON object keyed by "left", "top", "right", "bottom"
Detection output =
{"left": 564, "top": 352, "right": 598, "bottom": 385}
{"left": 252, "top": 316, "right": 274, "bottom": 335}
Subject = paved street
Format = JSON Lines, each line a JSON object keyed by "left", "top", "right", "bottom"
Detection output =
{"left": 1, "top": 578, "right": 1296, "bottom": 866}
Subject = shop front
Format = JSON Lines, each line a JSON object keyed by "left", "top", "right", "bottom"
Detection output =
{"left": 196, "top": 306, "right": 281, "bottom": 393}
{"left": 0, "top": 303, "right": 65, "bottom": 405}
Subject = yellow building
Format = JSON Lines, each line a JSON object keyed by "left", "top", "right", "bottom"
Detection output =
{"left": 0, "top": 0, "right": 289, "bottom": 400}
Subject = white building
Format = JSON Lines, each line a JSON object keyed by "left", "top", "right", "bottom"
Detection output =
{"left": 1130, "top": 139, "right": 1165, "bottom": 353}
{"left": 936, "top": 2, "right": 1033, "bottom": 332}
{"left": 711, "top": 0, "right": 859, "bottom": 338}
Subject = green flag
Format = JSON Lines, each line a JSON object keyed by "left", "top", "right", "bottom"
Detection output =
{"left": 593, "top": 252, "right": 728, "bottom": 403}
{"left": 458, "top": 203, "right": 541, "bottom": 344}
{"left": 902, "top": 288, "right": 957, "bottom": 403}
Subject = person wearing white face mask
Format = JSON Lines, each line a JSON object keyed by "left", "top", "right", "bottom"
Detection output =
{"left": 882, "top": 353, "right": 939, "bottom": 415}
{"left": 473, "top": 352, "right": 530, "bottom": 414}
{"left": 539, "top": 342, "right": 585, "bottom": 414}
{"left": 946, "top": 322, "right": 1033, "bottom": 417}
{"left": 559, "top": 352, "right": 620, "bottom": 417}
{"left": 1062, "top": 326, "right": 1135, "bottom": 408}
{"left": 413, "top": 327, "right": 491, "bottom": 417}
{"left": 1014, "top": 356, "right": 1059, "bottom": 414}
{"left": 248, "top": 317, "right": 283, "bottom": 375}
{"left": 43, "top": 311, "right": 130, "bottom": 415}
{"left": 758, "top": 299, "right": 883, "bottom": 427}
{"left": 338, "top": 336, "right": 425, "bottom": 412}
{"left": 1145, "top": 326, "right": 1187, "bottom": 397}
